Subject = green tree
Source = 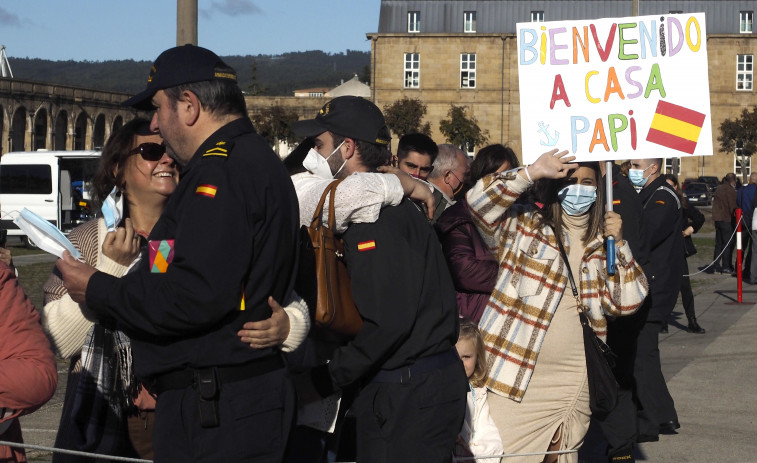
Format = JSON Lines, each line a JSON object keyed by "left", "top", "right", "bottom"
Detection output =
{"left": 383, "top": 97, "right": 432, "bottom": 139}
{"left": 251, "top": 105, "right": 300, "bottom": 154}
{"left": 438, "top": 105, "right": 489, "bottom": 152}
{"left": 246, "top": 58, "right": 266, "bottom": 95}
{"left": 718, "top": 106, "right": 757, "bottom": 183}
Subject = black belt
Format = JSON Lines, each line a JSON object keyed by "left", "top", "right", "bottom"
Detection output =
{"left": 370, "top": 349, "right": 460, "bottom": 385}
{"left": 151, "top": 355, "right": 284, "bottom": 395}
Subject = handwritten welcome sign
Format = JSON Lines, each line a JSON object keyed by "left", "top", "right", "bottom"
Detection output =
{"left": 517, "top": 13, "right": 712, "bottom": 164}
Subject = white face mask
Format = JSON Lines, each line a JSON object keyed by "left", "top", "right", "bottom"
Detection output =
{"left": 302, "top": 141, "right": 345, "bottom": 179}
{"left": 101, "top": 186, "right": 124, "bottom": 232}
{"left": 13, "top": 208, "right": 82, "bottom": 259}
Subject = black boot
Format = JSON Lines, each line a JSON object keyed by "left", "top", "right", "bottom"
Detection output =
{"left": 660, "top": 322, "right": 668, "bottom": 334}
{"left": 687, "top": 317, "right": 706, "bottom": 334}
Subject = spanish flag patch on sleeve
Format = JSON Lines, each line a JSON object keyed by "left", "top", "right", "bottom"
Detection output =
{"left": 612, "top": 199, "right": 621, "bottom": 206}
{"left": 357, "top": 240, "right": 376, "bottom": 252}
{"left": 196, "top": 184, "right": 218, "bottom": 198}
{"left": 655, "top": 200, "right": 665, "bottom": 205}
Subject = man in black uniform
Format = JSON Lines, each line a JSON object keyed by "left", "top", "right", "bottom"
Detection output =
{"left": 293, "top": 105, "right": 467, "bottom": 462}
{"left": 57, "top": 45, "right": 299, "bottom": 462}
{"left": 597, "top": 162, "right": 651, "bottom": 462}
{"left": 628, "top": 158, "right": 683, "bottom": 444}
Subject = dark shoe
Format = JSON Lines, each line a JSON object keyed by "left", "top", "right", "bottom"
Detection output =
{"left": 637, "top": 433, "right": 659, "bottom": 443}
{"left": 701, "top": 265, "right": 717, "bottom": 274}
{"left": 722, "top": 266, "right": 735, "bottom": 274}
{"left": 659, "top": 323, "right": 668, "bottom": 334}
{"left": 659, "top": 420, "right": 680, "bottom": 434}
{"left": 687, "top": 318, "right": 706, "bottom": 334}
{"left": 609, "top": 451, "right": 635, "bottom": 462}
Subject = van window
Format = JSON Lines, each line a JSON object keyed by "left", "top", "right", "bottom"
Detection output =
{"left": 0, "top": 165, "right": 53, "bottom": 194}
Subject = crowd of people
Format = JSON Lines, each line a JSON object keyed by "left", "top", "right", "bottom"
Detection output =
{"left": 0, "top": 44, "right": 741, "bottom": 463}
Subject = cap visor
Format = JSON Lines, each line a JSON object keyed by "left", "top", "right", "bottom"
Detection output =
{"left": 122, "top": 88, "right": 156, "bottom": 110}
{"left": 291, "top": 119, "right": 328, "bottom": 138}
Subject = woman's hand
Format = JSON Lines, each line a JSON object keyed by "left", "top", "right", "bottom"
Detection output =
{"left": 522, "top": 149, "right": 577, "bottom": 182}
{"left": 102, "top": 217, "right": 141, "bottom": 266}
{"left": 682, "top": 225, "right": 694, "bottom": 237}
{"left": 604, "top": 211, "right": 623, "bottom": 243}
{"left": 238, "top": 296, "right": 290, "bottom": 349}
{"left": 377, "top": 166, "right": 435, "bottom": 219}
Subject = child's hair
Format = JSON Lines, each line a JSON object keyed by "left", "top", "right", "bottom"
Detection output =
{"left": 458, "top": 318, "right": 488, "bottom": 387}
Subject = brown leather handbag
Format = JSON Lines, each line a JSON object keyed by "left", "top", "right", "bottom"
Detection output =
{"left": 302, "top": 179, "right": 363, "bottom": 336}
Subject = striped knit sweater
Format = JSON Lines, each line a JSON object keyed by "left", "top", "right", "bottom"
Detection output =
{"left": 467, "top": 170, "right": 648, "bottom": 402}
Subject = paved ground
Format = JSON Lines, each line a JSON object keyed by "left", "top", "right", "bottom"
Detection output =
{"left": 15, "top": 218, "right": 757, "bottom": 462}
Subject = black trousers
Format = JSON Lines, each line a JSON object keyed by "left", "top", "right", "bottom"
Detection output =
{"left": 714, "top": 220, "right": 734, "bottom": 270}
{"left": 681, "top": 258, "right": 696, "bottom": 320}
{"left": 153, "top": 367, "right": 294, "bottom": 462}
{"left": 598, "top": 307, "right": 647, "bottom": 455}
{"left": 352, "top": 360, "right": 467, "bottom": 463}
{"left": 634, "top": 321, "right": 678, "bottom": 436}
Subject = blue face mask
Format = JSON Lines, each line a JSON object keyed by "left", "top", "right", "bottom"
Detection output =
{"left": 558, "top": 184, "right": 597, "bottom": 216}
{"left": 628, "top": 166, "right": 652, "bottom": 188}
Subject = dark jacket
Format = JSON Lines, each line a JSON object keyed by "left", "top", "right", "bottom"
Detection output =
{"left": 87, "top": 118, "right": 299, "bottom": 378}
{"left": 435, "top": 200, "right": 497, "bottom": 323}
{"left": 712, "top": 182, "right": 737, "bottom": 223}
{"left": 639, "top": 176, "right": 684, "bottom": 321}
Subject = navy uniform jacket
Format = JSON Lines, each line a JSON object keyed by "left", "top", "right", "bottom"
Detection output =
{"left": 638, "top": 175, "right": 683, "bottom": 321}
{"left": 606, "top": 164, "right": 648, "bottom": 269}
{"left": 86, "top": 117, "right": 299, "bottom": 379}
{"left": 314, "top": 200, "right": 460, "bottom": 393}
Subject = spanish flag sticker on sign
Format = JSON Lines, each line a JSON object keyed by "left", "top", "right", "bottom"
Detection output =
{"left": 357, "top": 240, "right": 376, "bottom": 252}
{"left": 646, "top": 101, "right": 706, "bottom": 155}
{"left": 196, "top": 184, "right": 217, "bottom": 198}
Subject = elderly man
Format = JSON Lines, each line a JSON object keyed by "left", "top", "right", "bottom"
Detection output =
{"left": 711, "top": 173, "right": 738, "bottom": 274}
{"left": 56, "top": 45, "right": 299, "bottom": 461}
{"left": 426, "top": 144, "right": 471, "bottom": 223}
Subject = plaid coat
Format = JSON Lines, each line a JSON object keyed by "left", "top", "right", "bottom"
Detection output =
{"left": 467, "top": 171, "right": 648, "bottom": 401}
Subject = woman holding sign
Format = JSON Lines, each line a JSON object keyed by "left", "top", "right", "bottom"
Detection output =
{"left": 466, "top": 149, "right": 648, "bottom": 462}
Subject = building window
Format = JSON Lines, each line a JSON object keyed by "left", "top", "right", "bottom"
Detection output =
{"left": 735, "top": 153, "right": 752, "bottom": 176}
{"left": 461, "top": 53, "right": 476, "bottom": 88}
{"left": 464, "top": 11, "right": 476, "bottom": 33}
{"left": 664, "top": 159, "right": 681, "bottom": 175}
{"left": 737, "top": 54, "right": 753, "bottom": 90}
{"left": 741, "top": 11, "right": 753, "bottom": 33}
{"left": 531, "top": 11, "right": 544, "bottom": 22}
{"left": 404, "top": 53, "right": 420, "bottom": 88}
{"left": 408, "top": 11, "right": 420, "bottom": 33}
{"left": 309, "top": 92, "right": 323, "bottom": 98}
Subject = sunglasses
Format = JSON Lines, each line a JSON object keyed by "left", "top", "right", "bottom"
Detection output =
{"left": 128, "top": 143, "right": 166, "bottom": 161}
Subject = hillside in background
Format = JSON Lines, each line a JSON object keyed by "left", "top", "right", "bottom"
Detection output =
{"left": 7, "top": 50, "right": 371, "bottom": 96}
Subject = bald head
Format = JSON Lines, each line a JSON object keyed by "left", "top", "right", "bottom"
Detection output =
{"left": 749, "top": 172, "right": 757, "bottom": 185}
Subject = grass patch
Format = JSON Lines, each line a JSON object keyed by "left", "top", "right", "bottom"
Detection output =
{"left": 16, "top": 262, "right": 57, "bottom": 312}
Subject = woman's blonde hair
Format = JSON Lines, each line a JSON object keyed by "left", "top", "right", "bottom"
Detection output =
{"left": 458, "top": 318, "right": 488, "bottom": 387}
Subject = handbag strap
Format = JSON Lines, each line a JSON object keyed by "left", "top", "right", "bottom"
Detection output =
{"left": 550, "top": 225, "right": 583, "bottom": 309}
{"left": 311, "top": 178, "right": 346, "bottom": 230}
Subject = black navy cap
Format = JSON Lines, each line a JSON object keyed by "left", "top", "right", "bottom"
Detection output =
{"left": 292, "top": 96, "right": 391, "bottom": 146}
{"left": 123, "top": 45, "right": 237, "bottom": 110}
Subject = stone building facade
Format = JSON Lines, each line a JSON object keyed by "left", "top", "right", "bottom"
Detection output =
{"left": 368, "top": 0, "right": 757, "bottom": 181}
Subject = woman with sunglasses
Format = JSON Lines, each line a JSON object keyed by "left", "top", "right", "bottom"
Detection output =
{"left": 466, "top": 149, "right": 648, "bottom": 462}
{"left": 42, "top": 118, "right": 178, "bottom": 461}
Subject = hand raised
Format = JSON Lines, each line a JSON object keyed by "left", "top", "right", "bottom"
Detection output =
{"left": 525, "top": 149, "right": 578, "bottom": 182}
{"left": 102, "top": 218, "right": 141, "bottom": 266}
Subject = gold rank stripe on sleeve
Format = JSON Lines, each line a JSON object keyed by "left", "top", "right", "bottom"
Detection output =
{"left": 655, "top": 200, "right": 665, "bottom": 205}
{"left": 202, "top": 147, "right": 228, "bottom": 157}
{"left": 195, "top": 184, "right": 218, "bottom": 198}
{"left": 357, "top": 240, "right": 376, "bottom": 252}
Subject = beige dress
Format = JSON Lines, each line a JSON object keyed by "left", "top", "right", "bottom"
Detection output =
{"left": 487, "top": 214, "right": 591, "bottom": 462}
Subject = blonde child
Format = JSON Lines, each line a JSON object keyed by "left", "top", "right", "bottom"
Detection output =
{"left": 455, "top": 318, "right": 504, "bottom": 463}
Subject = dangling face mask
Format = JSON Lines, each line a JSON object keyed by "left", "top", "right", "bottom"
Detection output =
{"left": 446, "top": 171, "right": 467, "bottom": 201}
{"left": 13, "top": 208, "right": 82, "bottom": 259}
{"left": 302, "top": 141, "right": 345, "bottom": 179}
{"left": 101, "top": 186, "right": 124, "bottom": 232}
{"left": 558, "top": 184, "right": 597, "bottom": 216}
{"left": 628, "top": 165, "right": 653, "bottom": 188}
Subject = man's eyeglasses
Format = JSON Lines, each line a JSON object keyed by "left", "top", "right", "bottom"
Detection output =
{"left": 128, "top": 143, "right": 166, "bottom": 162}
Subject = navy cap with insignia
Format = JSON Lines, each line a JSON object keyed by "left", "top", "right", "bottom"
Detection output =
{"left": 292, "top": 96, "right": 391, "bottom": 147}
{"left": 123, "top": 45, "right": 237, "bottom": 110}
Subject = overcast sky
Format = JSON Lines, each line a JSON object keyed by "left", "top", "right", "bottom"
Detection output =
{"left": 1, "top": 0, "right": 379, "bottom": 61}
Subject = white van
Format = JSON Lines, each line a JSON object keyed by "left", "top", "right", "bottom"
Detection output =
{"left": 0, "top": 150, "right": 101, "bottom": 247}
